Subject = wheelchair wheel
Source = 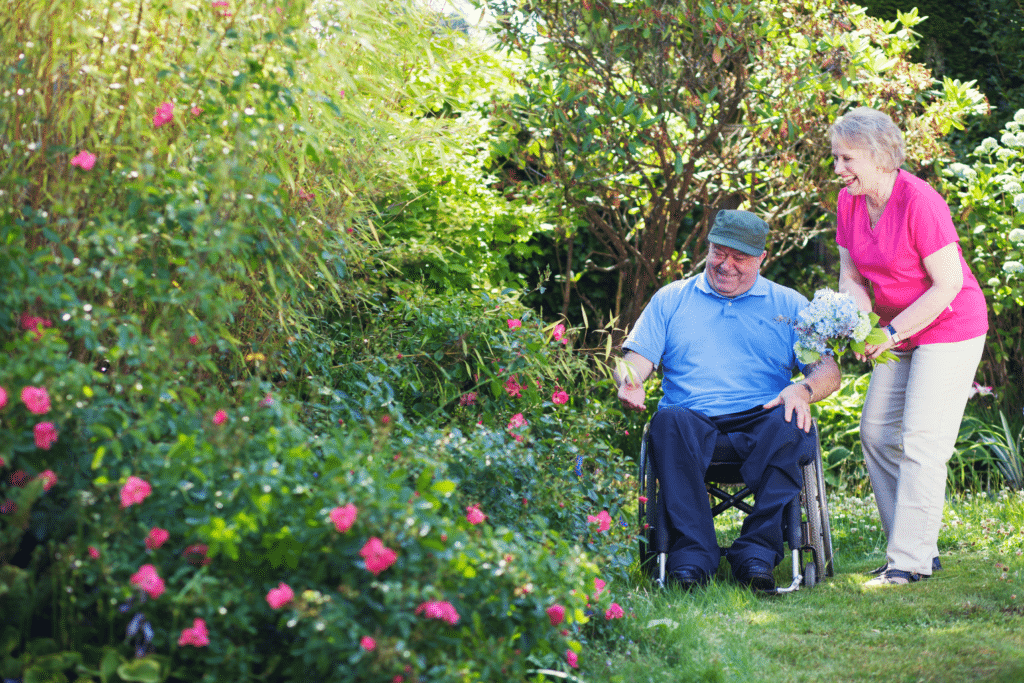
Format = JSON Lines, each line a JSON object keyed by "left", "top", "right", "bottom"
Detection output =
{"left": 801, "top": 426, "right": 834, "bottom": 579}
{"left": 803, "top": 561, "right": 817, "bottom": 589}
{"left": 638, "top": 435, "right": 659, "bottom": 576}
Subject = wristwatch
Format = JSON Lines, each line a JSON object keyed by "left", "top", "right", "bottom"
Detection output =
{"left": 884, "top": 324, "right": 900, "bottom": 343}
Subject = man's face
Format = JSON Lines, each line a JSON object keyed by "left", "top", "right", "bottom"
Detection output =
{"left": 705, "top": 242, "right": 766, "bottom": 298}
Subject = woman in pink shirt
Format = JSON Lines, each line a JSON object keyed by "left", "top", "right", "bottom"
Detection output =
{"left": 829, "top": 107, "right": 988, "bottom": 586}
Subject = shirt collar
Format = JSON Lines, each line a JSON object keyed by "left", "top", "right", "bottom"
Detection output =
{"left": 695, "top": 272, "right": 769, "bottom": 300}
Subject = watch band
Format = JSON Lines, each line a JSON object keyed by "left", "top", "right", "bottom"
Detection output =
{"left": 800, "top": 382, "right": 813, "bottom": 399}
{"left": 885, "top": 324, "right": 900, "bottom": 343}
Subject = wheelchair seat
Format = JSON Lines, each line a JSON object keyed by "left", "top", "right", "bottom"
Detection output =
{"left": 638, "top": 419, "right": 834, "bottom": 592}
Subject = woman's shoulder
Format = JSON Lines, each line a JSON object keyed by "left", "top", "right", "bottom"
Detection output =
{"left": 895, "top": 170, "right": 947, "bottom": 205}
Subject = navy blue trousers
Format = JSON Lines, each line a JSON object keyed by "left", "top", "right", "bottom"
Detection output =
{"left": 648, "top": 404, "right": 816, "bottom": 576}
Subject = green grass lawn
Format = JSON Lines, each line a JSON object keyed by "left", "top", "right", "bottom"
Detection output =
{"left": 585, "top": 490, "right": 1024, "bottom": 683}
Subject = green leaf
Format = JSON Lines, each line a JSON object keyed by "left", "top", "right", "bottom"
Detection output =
{"left": 116, "top": 657, "right": 161, "bottom": 683}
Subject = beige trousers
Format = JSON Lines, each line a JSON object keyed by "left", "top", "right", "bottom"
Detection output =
{"left": 859, "top": 335, "right": 986, "bottom": 576}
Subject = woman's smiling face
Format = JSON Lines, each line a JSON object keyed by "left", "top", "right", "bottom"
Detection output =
{"left": 831, "top": 140, "right": 882, "bottom": 197}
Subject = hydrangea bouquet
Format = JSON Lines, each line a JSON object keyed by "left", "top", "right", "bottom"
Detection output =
{"left": 792, "top": 288, "right": 898, "bottom": 365}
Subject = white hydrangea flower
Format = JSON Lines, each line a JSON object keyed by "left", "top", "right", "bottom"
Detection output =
{"left": 1014, "top": 194, "right": 1024, "bottom": 211}
{"left": 852, "top": 311, "right": 872, "bottom": 342}
{"left": 1003, "top": 132, "right": 1021, "bottom": 147}
{"left": 1014, "top": 109, "right": 1024, "bottom": 125}
{"left": 1004, "top": 180, "right": 1022, "bottom": 194}
{"left": 1003, "top": 260, "right": 1024, "bottom": 274}
{"left": 997, "top": 147, "right": 1017, "bottom": 160}
{"left": 988, "top": 277, "right": 1002, "bottom": 288}
{"left": 1008, "top": 121, "right": 1022, "bottom": 132}
{"left": 1009, "top": 228, "right": 1024, "bottom": 243}
{"left": 976, "top": 137, "right": 1000, "bottom": 154}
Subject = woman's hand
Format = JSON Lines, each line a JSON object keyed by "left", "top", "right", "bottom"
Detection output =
{"left": 862, "top": 334, "right": 897, "bottom": 361}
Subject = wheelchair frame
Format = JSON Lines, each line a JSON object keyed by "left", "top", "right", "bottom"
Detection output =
{"left": 638, "top": 419, "right": 834, "bottom": 593}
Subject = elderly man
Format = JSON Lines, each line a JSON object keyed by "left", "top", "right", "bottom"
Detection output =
{"left": 615, "top": 210, "right": 841, "bottom": 591}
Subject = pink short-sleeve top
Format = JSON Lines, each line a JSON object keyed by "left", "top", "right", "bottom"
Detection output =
{"left": 835, "top": 170, "right": 988, "bottom": 346}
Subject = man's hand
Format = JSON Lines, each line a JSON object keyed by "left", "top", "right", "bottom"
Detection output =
{"left": 617, "top": 380, "right": 647, "bottom": 412}
{"left": 763, "top": 383, "right": 813, "bottom": 432}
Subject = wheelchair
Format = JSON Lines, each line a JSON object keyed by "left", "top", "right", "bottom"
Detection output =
{"left": 638, "top": 418, "right": 834, "bottom": 593}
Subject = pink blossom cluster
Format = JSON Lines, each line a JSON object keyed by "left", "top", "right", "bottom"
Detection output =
{"left": 360, "top": 636, "right": 376, "bottom": 651}
{"left": 184, "top": 543, "right": 211, "bottom": 567}
{"left": 21, "top": 386, "right": 50, "bottom": 414}
{"left": 551, "top": 389, "right": 569, "bottom": 405}
{"left": 506, "top": 318, "right": 522, "bottom": 331}
{"left": 552, "top": 323, "right": 568, "bottom": 345}
{"left": 145, "top": 528, "right": 170, "bottom": 550}
{"left": 545, "top": 604, "right": 565, "bottom": 626}
{"left": 605, "top": 602, "right": 624, "bottom": 620}
{"left": 212, "top": 409, "right": 228, "bottom": 425}
{"left": 20, "top": 313, "right": 53, "bottom": 339}
{"left": 120, "top": 476, "right": 152, "bottom": 508}
{"left": 360, "top": 537, "right": 397, "bottom": 575}
{"left": 34, "top": 423, "right": 58, "bottom": 450}
{"left": 504, "top": 375, "right": 522, "bottom": 398}
{"left": 266, "top": 582, "right": 294, "bottom": 609}
{"left": 329, "top": 503, "right": 358, "bottom": 533}
{"left": 458, "top": 392, "right": 477, "bottom": 407}
{"left": 70, "top": 150, "right": 97, "bottom": 171}
{"left": 414, "top": 600, "right": 460, "bottom": 625}
{"left": 465, "top": 504, "right": 486, "bottom": 525}
{"left": 37, "top": 470, "right": 57, "bottom": 491}
{"left": 566, "top": 650, "right": 579, "bottom": 668}
{"left": 130, "top": 564, "right": 166, "bottom": 599}
{"left": 178, "top": 618, "right": 210, "bottom": 647}
{"left": 587, "top": 510, "right": 612, "bottom": 533}
{"left": 153, "top": 102, "right": 174, "bottom": 128}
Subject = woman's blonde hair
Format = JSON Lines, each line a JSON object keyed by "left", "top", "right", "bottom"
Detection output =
{"left": 829, "top": 106, "right": 906, "bottom": 171}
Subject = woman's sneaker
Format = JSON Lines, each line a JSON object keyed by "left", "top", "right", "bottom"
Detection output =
{"left": 866, "top": 556, "right": 942, "bottom": 576}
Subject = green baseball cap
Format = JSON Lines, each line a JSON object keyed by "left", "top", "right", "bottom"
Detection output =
{"left": 708, "top": 210, "right": 769, "bottom": 256}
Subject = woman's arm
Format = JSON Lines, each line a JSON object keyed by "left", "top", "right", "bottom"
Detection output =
{"left": 837, "top": 245, "right": 873, "bottom": 312}
{"left": 863, "top": 242, "right": 964, "bottom": 360}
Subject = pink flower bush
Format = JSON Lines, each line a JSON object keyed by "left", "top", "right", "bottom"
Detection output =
{"left": 566, "top": 650, "right": 579, "bottom": 669}
{"left": 0, "top": 386, "right": 7, "bottom": 409}
{"left": 552, "top": 323, "right": 566, "bottom": 341}
{"left": 178, "top": 618, "right": 210, "bottom": 647}
{"left": 593, "top": 577, "right": 606, "bottom": 598}
{"left": 70, "top": 150, "right": 97, "bottom": 171}
{"left": 36, "top": 469, "right": 57, "bottom": 491}
{"left": 587, "top": 510, "right": 612, "bottom": 533}
{"left": 212, "top": 409, "right": 227, "bottom": 425}
{"left": 88, "top": 546, "right": 100, "bottom": 559}
{"left": 130, "top": 564, "right": 166, "bottom": 599}
{"left": 360, "top": 537, "right": 397, "bottom": 576}
{"left": 20, "top": 313, "right": 53, "bottom": 340}
{"left": 266, "top": 582, "right": 294, "bottom": 609}
{"left": 605, "top": 602, "right": 624, "bottom": 620}
{"left": 459, "top": 392, "right": 477, "bottom": 407}
{"left": 34, "top": 423, "right": 58, "bottom": 450}
{"left": 145, "top": 528, "right": 170, "bottom": 550}
{"left": 551, "top": 389, "right": 569, "bottom": 405}
{"left": 153, "top": 102, "right": 174, "bottom": 128}
{"left": 504, "top": 375, "right": 523, "bottom": 398}
{"left": 21, "top": 387, "right": 50, "bottom": 415}
{"left": 120, "top": 476, "right": 152, "bottom": 508}
{"left": 507, "top": 318, "right": 522, "bottom": 331}
{"left": 507, "top": 413, "right": 527, "bottom": 430}
{"left": 465, "top": 504, "right": 487, "bottom": 525}
{"left": 546, "top": 604, "right": 565, "bottom": 626}
{"left": 415, "top": 600, "right": 460, "bottom": 625}
{"left": 360, "top": 636, "right": 376, "bottom": 651}
{"left": 329, "top": 503, "right": 358, "bottom": 533}
{"left": 191, "top": 105, "right": 203, "bottom": 116}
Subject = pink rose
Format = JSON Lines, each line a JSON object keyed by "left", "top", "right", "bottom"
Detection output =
{"left": 34, "top": 422, "right": 58, "bottom": 450}
{"left": 507, "top": 318, "right": 522, "bottom": 331}
{"left": 605, "top": 602, "right": 624, "bottom": 619}
{"left": 545, "top": 604, "right": 565, "bottom": 626}
{"left": 360, "top": 636, "right": 376, "bottom": 651}
{"left": 415, "top": 600, "right": 460, "bottom": 625}
{"left": 266, "top": 582, "right": 294, "bottom": 609}
{"left": 88, "top": 546, "right": 100, "bottom": 559}
{"left": 551, "top": 390, "right": 569, "bottom": 405}
{"left": 36, "top": 469, "right": 57, "bottom": 491}
{"left": 153, "top": 102, "right": 174, "bottom": 128}
{"left": 70, "top": 150, "right": 97, "bottom": 171}
{"left": 130, "top": 564, "right": 166, "bottom": 599}
{"left": 360, "top": 537, "right": 397, "bottom": 576}
{"left": 587, "top": 510, "right": 612, "bottom": 533}
{"left": 145, "top": 528, "right": 170, "bottom": 550}
{"left": 566, "top": 649, "right": 578, "bottom": 669}
{"left": 120, "top": 476, "right": 152, "bottom": 508}
{"left": 329, "top": 503, "right": 358, "bottom": 533}
{"left": 21, "top": 386, "right": 50, "bottom": 415}
{"left": 212, "top": 409, "right": 227, "bottom": 425}
{"left": 178, "top": 618, "right": 210, "bottom": 647}
{"left": 465, "top": 504, "right": 487, "bottom": 526}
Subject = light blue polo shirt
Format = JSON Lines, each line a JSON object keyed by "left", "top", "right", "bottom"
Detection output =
{"left": 623, "top": 273, "right": 809, "bottom": 417}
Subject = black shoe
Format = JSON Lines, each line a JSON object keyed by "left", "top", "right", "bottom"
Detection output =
{"left": 666, "top": 565, "right": 709, "bottom": 591}
{"left": 733, "top": 558, "right": 775, "bottom": 593}
{"left": 866, "top": 556, "right": 942, "bottom": 576}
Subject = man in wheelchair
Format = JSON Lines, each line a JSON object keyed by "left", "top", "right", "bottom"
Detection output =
{"left": 614, "top": 210, "right": 841, "bottom": 592}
